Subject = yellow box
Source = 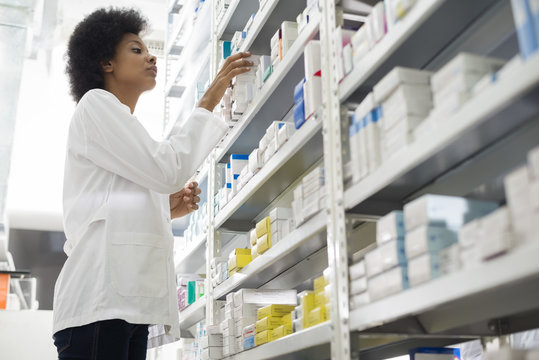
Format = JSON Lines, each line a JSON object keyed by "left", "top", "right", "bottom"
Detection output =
{"left": 270, "top": 324, "right": 293, "bottom": 341}
{"left": 313, "top": 275, "right": 328, "bottom": 292}
{"left": 234, "top": 248, "right": 251, "bottom": 256}
{"left": 314, "top": 290, "right": 326, "bottom": 307}
{"left": 257, "top": 304, "right": 296, "bottom": 320}
{"left": 228, "top": 254, "right": 252, "bottom": 270}
{"left": 281, "top": 312, "right": 293, "bottom": 326}
{"left": 256, "top": 233, "right": 271, "bottom": 254}
{"left": 256, "top": 216, "right": 271, "bottom": 238}
{"left": 229, "top": 267, "right": 239, "bottom": 276}
{"left": 308, "top": 305, "right": 327, "bottom": 327}
{"left": 298, "top": 291, "right": 315, "bottom": 329}
{"left": 255, "top": 316, "right": 283, "bottom": 333}
{"left": 255, "top": 330, "right": 270, "bottom": 346}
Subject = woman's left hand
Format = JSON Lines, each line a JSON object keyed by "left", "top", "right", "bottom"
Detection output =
{"left": 169, "top": 182, "right": 201, "bottom": 219}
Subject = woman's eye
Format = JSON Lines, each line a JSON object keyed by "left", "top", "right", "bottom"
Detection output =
{"left": 132, "top": 48, "right": 142, "bottom": 54}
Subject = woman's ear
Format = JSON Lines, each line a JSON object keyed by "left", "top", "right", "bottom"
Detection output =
{"left": 101, "top": 60, "right": 113, "bottom": 73}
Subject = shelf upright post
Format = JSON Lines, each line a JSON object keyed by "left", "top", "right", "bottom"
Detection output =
{"left": 319, "top": 0, "right": 352, "bottom": 359}
{"left": 206, "top": 150, "right": 219, "bottom": 326}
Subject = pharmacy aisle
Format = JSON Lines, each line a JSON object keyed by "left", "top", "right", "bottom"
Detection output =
{"left": 167, "top": 0, "right": 539, "bottom": 359}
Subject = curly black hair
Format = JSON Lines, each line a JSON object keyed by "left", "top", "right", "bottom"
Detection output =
{"left": 66, "top": 8, "right": 149, "bottom": 102}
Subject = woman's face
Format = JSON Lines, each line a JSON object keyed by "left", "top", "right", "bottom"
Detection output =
{"left": 106, "top": 33, "right": 157, "bottom": 92}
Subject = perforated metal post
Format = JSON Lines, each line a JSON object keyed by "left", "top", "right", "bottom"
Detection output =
{"left": 205, "top": 150, "right": 218, "bottom": 326}
{"left": 319, "top": 0, "right": 351, "bottom": 359}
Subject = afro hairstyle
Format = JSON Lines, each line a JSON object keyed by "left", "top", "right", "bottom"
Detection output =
{"left": 66, "top": 7, "right": 149, "bottom": 102}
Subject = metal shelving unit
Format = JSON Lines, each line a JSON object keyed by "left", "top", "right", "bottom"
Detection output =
{"left": 164, "top": 0, "right": 539, "bottom": 358}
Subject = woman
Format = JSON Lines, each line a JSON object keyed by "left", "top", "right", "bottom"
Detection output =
{"left": 52, "top": 7, "right": 252, "bottom": 359}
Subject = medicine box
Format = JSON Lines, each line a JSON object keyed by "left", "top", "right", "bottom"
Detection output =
{"left": 365, "top": 247, "right": 383, "bottom": 277}
{"left": 349, "top": 292, "right": 370, "bottom": 309}
{"left": 349, "top": 260, "right": 366, "bottom": 280}
{"left": 277, "top": 123, "right": 295, "bottom": 147}
{"left": 308, "top": 305, "right": 328, "bottom": 327}
{"left": 256, "top": 233, "right": 271, "bottom": 254}
{"left": 384, "top": 265, "right": 409, "bottom": 297}
{"left": 256, "top": 216, "right": 271, "bottom": 237}
{"left": 377, "top": 210, "right": 405, "bottom": 244}
{"left": 257, "top": 304, "right": 295, "bottom": 319}
{"left": 405, "top": 225, "right": 457, "bottom": 259}
{"left": 304, "top": 40, "right": 321, "bottom": 78}
{"left": 243, "top": 335, "right": 255, "bottom": 350}
{"left": 431, "top": 53, "right": 505, "bottom": 93}
{"left": 255, "top": 316, "right": 283, "bottom": 332}
{"left": 374, "top": 67, "right": 433, "bottom": 104}
{"left": 270, "top": 207, "right": 293, "bottom": 223}
{"left": 408, "top": 251, "right": 456, "bottom": 287}
{"left": 242, "top": 324, "right": 256, "bottom": 338}
{"left": 350, "top": 276, "right": 368, "bottom": 295}
{"left": 200, "top": 334, "right": 223, "bottom": 348}
{"left": 233, "top": 289, "right": 297, "bottom": 308}
{"left": 409, "top": 347, "right": 461, "bottom": 360}
{"left": 235, "top": 317, "right": 257, "bottom": 336}
{"left": 382, "top": 84, "right": 433, "bottom": 121}
{"left": 249, "top": 148, "right": 262, "bottom": 174}
{"left": 403, "top": 194, "right": 498, "bottom": 232}
{"left": 504, "top": 166, "right": 533, "bottom": 243}
{"left": 201, "top": 347, "right": 222, "bottom": 360}
{"left": 380, "top": 237, "right": 407, "bottom": 270}
{"left": 255, "top": 330, "right": 271, "bottom": 346}
{"left": 270, "top": 324, "right": 293, "bottom": 341}
{"left": 233, "top": 304, "right": 259, "bottom": 319}
{"left": 432, "top": 71, "right": 485, "bottom": 107}
{"left": 481, "top": 206, "right": 512, "bottom": 238}
{"left": 479, "top": 230, "right": 515, "bottom": 261}
{"left": 458, "top": 218, "right": 483, "bottom": 249}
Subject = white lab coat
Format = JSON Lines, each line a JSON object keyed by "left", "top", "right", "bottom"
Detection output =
{"left": 52, "top": 89, "right": 227, "bottom": 339}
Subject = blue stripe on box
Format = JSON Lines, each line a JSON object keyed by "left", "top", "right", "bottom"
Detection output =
{"left": 231, "top": 154, "right": 249, "bottom": 160}
{"left": 226, "top": 183, "right": 231, "bottom": 189}
{"left": 234, "top": 174, "right": 240, "bottom": 180}
{"left": 410, "top": 347, "right": 461, "bottom": 359}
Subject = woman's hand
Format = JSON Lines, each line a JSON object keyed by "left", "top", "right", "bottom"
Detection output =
{"left": 169, "top": 182, "right": 202, "bottom": 219}
{"left": 198, "top": 51, "right": 254, "bottom": 112}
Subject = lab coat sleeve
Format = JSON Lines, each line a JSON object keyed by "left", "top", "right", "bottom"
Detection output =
{"left": 80, "top": 90, "right": 228, "bottom": 194}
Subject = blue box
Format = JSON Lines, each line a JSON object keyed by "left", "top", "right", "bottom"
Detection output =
{"left": 410, "top": 347, "right": 461, "bottom": 359}
{"left": 294, "top": 100, "right": 306, "bottom": 129}
{"left": 243, "top": 335, "right": 255, "bottom": 350}
{"left": 222, "top": 41, "right": 232, "bottom": 59}
{"left": 294, "top": 78, "right": 306, "bottom": 104}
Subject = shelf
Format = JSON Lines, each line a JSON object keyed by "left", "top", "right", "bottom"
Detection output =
{"left": 239, "top": 0, "right": 308, "bottom": 55}
{"left": 215, "top": 15, "right": 320, "bottom": 162}
{"left": 214, "top": 113, "right": 323, "bottom": 231}
{"left": 175, "top": 235, "right": 207, "bottom": 274}
{"left": 339, "top": 0, "right": 499, "bottom": 102}
{"left": 350, "top": 244, "right": 539, "bottom": 336}
{"left": 214, "top": 211, "right": 327, "bottom": 300}
{"left": 344, "top": 53, "right": 539, "bottom": 214}
{"left": 224, "top": 321, "right": 331, "bottom": 360}
{"left": 354, "top": 334, "right": 478, "bottom": 360}
{"left": 216, "top": 0, "right": 260, "bottom": 40}
{"left": 179, "top": 297, "right": 206, "bottom": 330}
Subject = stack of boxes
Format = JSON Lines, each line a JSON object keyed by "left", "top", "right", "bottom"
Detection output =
{"left": 221, "top": 289, "right": 297, "bottom": 355}
{"left": 177, "top": 275, "right": 205, "bottom": 310}
{"left": 349, "top": 0, "right": 419, "bottom": 72}
{"left": 295, "top": 270, "right": 331, "bottom": 332}
{"left": 334, "top": 26, "right": 356, "bottom": 82}
{"left": 200, "top": 325, "right": 223, "bottom": 360}
{"left": 365, "top": 211, "right": 408, "bottom": 301}
{"left": 404, "top": 195, "right": 498, "bottom": 286}
{"left": 428, "top": 53, "right": 505, "bottom": 121}
{"left": 294, "top": 40, "right": 322, "bottom": 130}
{"left": 210, "top": 257, "right": 228, "bottom": 288}
{"left": 230, "top": 55, "right": 261, "bottom": 119}
{"left": 348, "top": 256, "right": 369, "bottom": 310}
{"left": 228, "top": 248, "right": 252, "bottom": 276}
{"left": 270, "top": 21, "right": 298, "bottom": 72}
{"left": 255, "top": 304, "right": 295, "bottom": 346}
{"left": 349, "top": 93, "right": 383, "bottom": 183}
{"left": 254, "top": 216, "right": 271, "bottom": 257}
{"left": 374, "top": 67, "right": 433, "bottom": 161}
{"left": 292, "top": 166, "right": 326, "bottom": 227}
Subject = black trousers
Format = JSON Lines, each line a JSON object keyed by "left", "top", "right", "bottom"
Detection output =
{"left": 53, "top": 319, "right": 149, "bottom": 360}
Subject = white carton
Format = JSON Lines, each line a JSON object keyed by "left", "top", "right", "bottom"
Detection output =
{"left": 365, "top": 247, "right": 383, "bottom": 277}
{"left": 433, "top": 71, "right": 485, "bottom": 106}
{"left": 349, "top": 292, "right": 370, "bottom": 309}
{"left": 248, "top": 148, "right": 262, "bottom": 174}
{"left": 379, "top": 238, "right": 407, "bottom": 270}
{"left": 201, "top": 347, "right": 223, "bottom": 360}
{"left": 458, "top": 218, "right": 483, "bottom": 249}
{"left": 382, "top": 84, "right": 432, "bottom": 120}
{"left": 405, "top": 225, "right": 458, "bottom": 259}
{"left": 233, "top": 304, "right": 260, "bottom": 319}
{"left": 304, "top": 40, "right": 321, "bottom": 78}
{"left": 403, "top": 194, "right": 498, "bottom": 232}
{"left": 349, "top": 260, "right": 366, "bottom": 280}
{"left": 374, "top": 67, "right": 432, "bottom": 103}
{"left": 431, "top": 53, "right": 505, "bottom": 93}
{"left": 350, "top": 276, "right": 368, "bottom": 295}
{"left": 270, "top": 207, "right": 293, "bottom": 223}
{"left": 233, "top": 289, "right": 297, "bottom": 307}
